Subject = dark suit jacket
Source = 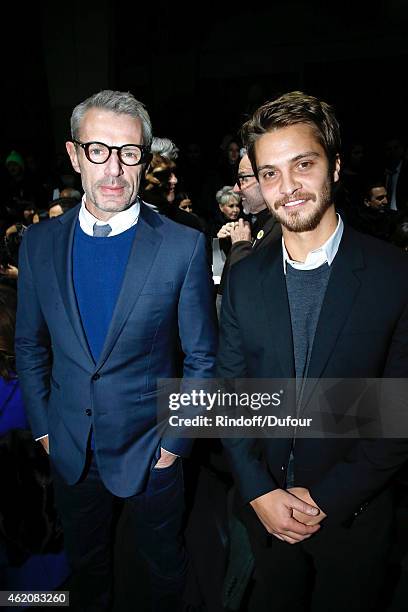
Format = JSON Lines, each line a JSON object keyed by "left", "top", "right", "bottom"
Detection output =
{"left": 15, "top": 203, "right": 217, "bottom": 497}
{"left": 218, "top": 213, "right": 281, "bottom": 294}
{"left": 217, "top": 224, "right": 408, "bottom": 524}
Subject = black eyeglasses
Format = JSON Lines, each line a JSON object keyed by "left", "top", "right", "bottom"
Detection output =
{"left": 236, "top": 174, "right": 255, "bottom": 188}
{"left": 73, "top": 140, "right": 151, "bottom": 166}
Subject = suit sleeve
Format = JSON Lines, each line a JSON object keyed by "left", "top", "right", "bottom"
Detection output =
{"left": 217, "top": 268, "right": 279, "bottom": 504}
{"left": 218, "top": 241, "right": 252, "bottom": 295}
{"left": 228, "top": 241, "right": 253, "bottom": 266}
{"left": 15, "top": 229, "right": 51, "bottom": 439}
{"left": 310, "top": 299, "right": 408, "bottom": 523}
{"left": 161, "top": 231, "right": 218, "bottom": 456}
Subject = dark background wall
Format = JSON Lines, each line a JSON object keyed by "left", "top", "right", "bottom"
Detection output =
{"left": 3, "top": 0, "right": 407, "bottom": 162}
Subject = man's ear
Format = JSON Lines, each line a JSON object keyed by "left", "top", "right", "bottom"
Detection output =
{"left": 333, "top": 154, "right": 341, "bottom": 183}
{"left": 66, "top": 141, "right": 81, "bottom": 174}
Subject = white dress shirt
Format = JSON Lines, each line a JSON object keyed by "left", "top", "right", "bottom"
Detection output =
{"left": 78, "top": 196, "right": 141, "bottom": 236}
{"left": 282, "top": 214, "right": 344, "bottom": 274}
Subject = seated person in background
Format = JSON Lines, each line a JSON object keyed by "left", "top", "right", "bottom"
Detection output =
{"left": 59, "top": 188, "right": 82, "bottom": 202}
{"left": 3, "top": 151, "right": 47, "bottom": 226}
{"left": 217, "top": 152, "right": 281, "bottom": 296}
{"left": 140, "top": 137, "right": 205, "bottom": 236}
{"left": 32, "top": 209, "right": 49, "bottom": 224}
{"left": 175, "top": 191, "right": 193, "bottom": 213}
{"left": 48, "top": 196, "right": 79, "bottom": 219}
{"left": 213, "top": 186, "right": 243, "bottom": 256}
{"left": 216, "top": 186, "right": 241, "bottom": 225}
{"left": 22, "top": 203, "right": 36, "bottom": 226}
{"left": 349, "top": 179, "right": 399, "bottom": 241}
{"left": 0, "top": 224, "right": 27, "bottom": 286}
{"left": 174, "top": 191, "right": 209, "bottom": 236}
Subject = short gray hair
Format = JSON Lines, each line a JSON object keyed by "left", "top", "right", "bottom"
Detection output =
{"left": 150, "top": 137, "right": 179, "bottom": 160}
{"left": 216, "top": 186, "right": 240, "bottom": 206}
{"left": 70, "top": 90, "right": 152, "bottom": 147}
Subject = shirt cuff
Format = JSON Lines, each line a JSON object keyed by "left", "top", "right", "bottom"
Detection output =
{"left": 160, "top": 447, "right": 179, "bottom": 458}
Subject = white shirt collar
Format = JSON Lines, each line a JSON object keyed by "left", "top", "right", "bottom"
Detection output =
{"left": 282, "top": 214, "right": 344, "bottom": 273}
{"left": 78, "top": 195, "right": 140, "bottom": 236}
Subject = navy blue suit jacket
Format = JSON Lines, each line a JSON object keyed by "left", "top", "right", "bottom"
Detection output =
{"left": 217, "top": 225, "right": 408, "bottom": 524}
{"left": 16, "top": 203, "right": 217, "bottom": 497}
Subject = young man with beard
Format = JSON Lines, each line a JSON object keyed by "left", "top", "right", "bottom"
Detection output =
{"left": 217, "top": 91, "right": 408, "bottom": 611}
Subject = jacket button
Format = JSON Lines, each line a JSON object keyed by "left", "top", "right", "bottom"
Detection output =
{"left": 85, "top": 409, "right": 92, "bottom": 416}
{"left": 92, "top": 374, "right": 100, "bottom": 381}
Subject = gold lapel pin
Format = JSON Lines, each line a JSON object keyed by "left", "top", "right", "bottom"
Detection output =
{"left": 257, "top": 230, "right": 264, "bottom": 240}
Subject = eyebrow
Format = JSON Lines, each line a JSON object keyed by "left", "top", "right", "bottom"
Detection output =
{"left": 258, "top": 151, "right": 320, "bottom": 172}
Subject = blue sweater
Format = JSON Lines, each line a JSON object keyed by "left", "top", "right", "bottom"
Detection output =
{"left": 72, "top": 223, "right": 137, "bottom": 362}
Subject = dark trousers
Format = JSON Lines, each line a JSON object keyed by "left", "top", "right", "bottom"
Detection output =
{"left": 52, "top": 454, "right": 187, "bottom": 612}
{"left": 239, "top": 489, "right": 393, "bottom": 612}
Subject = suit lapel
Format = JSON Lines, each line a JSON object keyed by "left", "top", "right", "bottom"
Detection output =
{"left": 96, "top": 209, "right": 163, "bottom": 368}
{"left": 301, "top": 228, "right": 365, "bottom": 408}
{"left": 260, "top": 243, "right": 296, "bottom": 377}
{"left": 53, "top": 207, "right": 94, "bottom": 363}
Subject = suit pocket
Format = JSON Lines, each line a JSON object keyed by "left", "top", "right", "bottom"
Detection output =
{"left": 144, "top": 459, "right": 184, "bottom": 526}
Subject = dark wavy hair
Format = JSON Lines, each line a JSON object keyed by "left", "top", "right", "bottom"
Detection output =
{"left": 241, "top": 91, "right": 341, "bottom": 176}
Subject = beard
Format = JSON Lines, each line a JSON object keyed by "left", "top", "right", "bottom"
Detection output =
{"left": 268, "top": 180, "right": 333, "bottom": 233}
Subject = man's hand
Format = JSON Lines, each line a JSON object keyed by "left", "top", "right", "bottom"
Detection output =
{"left": 229, "top": 219, "right": 252, "bottom": 243}
{"left": 250, "top": 488, "right": 321, "bottom": 544}
{"left": 0, "top": 264, "right": 18, "bottom": 279}
{"left": 288, "top": 487, "right": 327, "bottom": 526}
{"left": 217, "top": 223, "right": 235, "bottom": 239}
{"left": 154, "top": 447, "right": 178, "bottom": 468}
{"left": 39, "top": 435, "right": 49, "bottom": 454}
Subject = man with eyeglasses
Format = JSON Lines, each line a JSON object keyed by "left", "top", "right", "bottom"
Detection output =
{"left": 15, "top": 90, "right": 217, "bottom": 612}
{"left": 217, "top": 151, "right": 281, "bottom": 295}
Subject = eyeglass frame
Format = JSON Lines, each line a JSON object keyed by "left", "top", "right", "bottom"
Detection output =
{"left": 72, "top": 139, "right": 152, "bottom": 166}
{"left": 236, "top": 173, "right": 256, "bottom": 189}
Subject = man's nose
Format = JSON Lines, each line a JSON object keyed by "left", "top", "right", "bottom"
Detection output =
{"left": 104, "top": 150, "right": 124, "bottom": 176}
{"left": 279, "top": 170, "right": 301, "bottom": 195}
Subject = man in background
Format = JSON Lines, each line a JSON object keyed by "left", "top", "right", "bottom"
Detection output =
{"left": 217, "top": 151, "right": 281, "bottom": 296}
